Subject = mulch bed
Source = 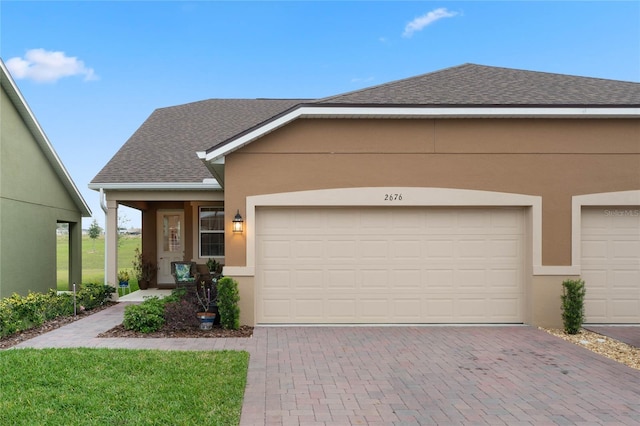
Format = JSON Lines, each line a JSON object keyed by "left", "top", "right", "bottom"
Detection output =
{"left": 0, "top": 303, "right": 253, "bottom": 350}
{"left": 97, "top": 324, "right": 254, "bottom": 339}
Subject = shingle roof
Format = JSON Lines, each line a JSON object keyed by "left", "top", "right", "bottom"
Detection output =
{"left": 91, "top": 64, "right": 639, "bottom": 186}
{"left": 91, "top": 98, "right": 304, "bottom": 183}
{"left": 318, "top": 64, "right": 640, "bottom": 106}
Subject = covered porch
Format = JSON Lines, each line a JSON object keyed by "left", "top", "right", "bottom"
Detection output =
{"left": 97, "top": 186, "right": 225, "bottom": 299}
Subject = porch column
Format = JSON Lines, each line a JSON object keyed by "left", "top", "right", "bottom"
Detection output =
{"left": 106, "top": 200, "right": 119, "bottom": 300}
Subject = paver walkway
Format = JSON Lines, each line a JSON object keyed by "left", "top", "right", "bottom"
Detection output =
{"left": 12, "top": 304, "right": 640, "bottom": 425}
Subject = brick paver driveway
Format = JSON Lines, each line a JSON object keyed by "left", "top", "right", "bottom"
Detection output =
{"left": 13, "top": 305, "right": 640, "bottom": 425}
{"left": 241, "top": 326, "right": 640, "bottom": 425}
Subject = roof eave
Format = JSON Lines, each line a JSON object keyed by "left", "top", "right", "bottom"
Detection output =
{"left": 88, "top": 181, "right": 222, "bottom": 191}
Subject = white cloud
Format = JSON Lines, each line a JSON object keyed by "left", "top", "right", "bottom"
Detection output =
{"left": 403, "top": 8, "right": 459, "bottom": 38}
{"left": 5, "top": 49, "right": 98, "bottom": 83}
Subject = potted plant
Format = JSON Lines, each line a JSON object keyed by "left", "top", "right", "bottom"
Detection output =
{"left": 117, "top": 270, "right": 129, "bottom": 284}
{"left": 132, "top": 247, "right": 155, "bottom": 290}
{"left": 206, "top": 258, "right": 221, "bottom": 276}
{"left": 117, "top": 270, "right": 130, "bottom": 293}
{"left": 195, "top": 280, "right": 216, "bottom": 330}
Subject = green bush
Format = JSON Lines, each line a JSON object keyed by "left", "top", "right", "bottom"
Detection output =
{"left": 123, "top": 297, "right": 166, "bottom": 333}
{"left": 0, "top": 290, "right": 74, "bottom": 337}
{"left": 217, "top": 277, "right": 240, "bottom": 330}
{"left": 561, "top": 278, "right": 586, "bottom": 334}
{"left": 0, "top": 298, "right": 21, "bottom": 337}
{"left": 77, "top": 283, "right": 115, "bottom": 311}
{"left": 44, "top": 290, "right": 75, "bottom": 320}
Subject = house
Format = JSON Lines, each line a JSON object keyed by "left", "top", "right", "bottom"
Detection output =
{"left": 0, "top": 59, "right": 91, "bottom": 298}
{"left": 90, "top": 64, "right": 640, "bottom": 327}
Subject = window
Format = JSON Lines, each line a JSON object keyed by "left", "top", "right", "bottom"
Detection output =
{"left": 199, "top": 207, "right": 224, "bottom": 257}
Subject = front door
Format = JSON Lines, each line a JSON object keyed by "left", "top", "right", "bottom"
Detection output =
{"left": 157, "top": 210, "right": 185, "bottom": 285}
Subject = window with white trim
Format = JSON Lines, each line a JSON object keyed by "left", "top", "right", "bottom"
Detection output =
{"left": 199, "top": 207, "right": 224, "bottom": 257}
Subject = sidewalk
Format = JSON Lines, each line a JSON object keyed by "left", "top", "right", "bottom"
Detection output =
{"left": 14, "top": 302, "right": 257, "bottom": 352}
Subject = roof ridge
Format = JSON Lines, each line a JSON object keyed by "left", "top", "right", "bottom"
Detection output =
{"left": 315, "top": 63, "right": 479, "bottom": 104}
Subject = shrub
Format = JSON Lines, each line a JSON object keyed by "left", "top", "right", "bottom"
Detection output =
{"left": 0, "top": 298, "right": 21, "bottom": 337}
{"left": 217, "top": 277, "right": 240, "bottom": 330}
{"left": 9, "top": 292, "right": 49, "bottom": 329}
{"left": 77, "top": 283, "right": 114, "bottom": 311}
{"left": 43, "top": 290, "right": 74, "bottom": 320}
{"left": 123, "top": 297, "right": 165, "bottom": 333}
{"left": 561, "top": 278, "right": 586, "bottom": 334}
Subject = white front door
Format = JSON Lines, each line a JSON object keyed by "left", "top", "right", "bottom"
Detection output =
{"left": 157, "top": 210, "right": 185, "bottom": 285}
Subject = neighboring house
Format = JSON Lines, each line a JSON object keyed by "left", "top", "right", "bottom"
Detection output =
{"left": 0, "top": 60, "right": 91, "bottom": 298}
{"left": 90, "top": 63, "right": 640, "bottom": 327}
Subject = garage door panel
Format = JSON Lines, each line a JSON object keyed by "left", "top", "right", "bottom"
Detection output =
{"left": 262, "top": 298, "right": 292, "bottom": 321}
{"left": 360, "top": 298, "right": 391, "bottom": 319}
{"left": 611, "top": 299, "right": 640, "bottom": 321}
{"left": 457, "top": 239, "right": 487, "bottom": 259}
{"left": 486, "top": 269, "right": 520, "bottom": 291}
{"left": 391, "top": 269, "right": 421, "bottom": 289}
{"left": 581, "top": 240, "right": 608, "bottom": 260}
{"left": 393, "top": 299, "right": 422, "bottom": 319}
{"left": 294, "top": 240, "right": 324, "bottom": 260}
{"left": 257, "top": 207, "right": 525, "bottom": 324}
{"left": 261, "top": 239, "right": 290, "bottom": 259}
{"left": 294, "top": 269, "right": 324, "bottom": 289}
{"left": 426, "top": 269, "right": 454, "bottom": 289}
{"left": 262, "top": 270, "right": 291, "bottom": 290}
{"left": 611, "top": 270, "right": 640, "bottom": 289}
{"left": 360, "top": 269, "right": 389, "bottom": 289}
{"left": 391, "top": 240, "right": 422, "bottom": 260}
{"left": 456, "top": 269, "right": 487, "bottom": 289}
{"left": 327, "top": 269, "right": 357, "bottom": 288}
{"left": 294, "top": 299, "right": 324, "bottom": 321}
{"left": 613, "top": 241, "right": 640, "bottom": 259}
{"left": 457, "top": 298, "right": 487, "bottom": 320}
{"left": 490, "top": 239, "right": 522, "bottom": 259}
{"left": 582, "top": 208, "right": 640, "bottom": 323}
{"left": 426, "top": 240, "right": 454, "bottom": 257}
{"left": 424, "top": 297, "right": 455, "bottom": 323}
{"left": 361, "top": 240, "right": 389, "bottom": 259}
{"left": 327, "top": 298, "right": 357, "bottom": 320}
{"left": 327, "top": 240, "right": 356, "bottom": 259}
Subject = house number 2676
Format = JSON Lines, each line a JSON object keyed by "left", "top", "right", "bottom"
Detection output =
{"left": 384, "top": 193, "right": 403, "bottom": 201}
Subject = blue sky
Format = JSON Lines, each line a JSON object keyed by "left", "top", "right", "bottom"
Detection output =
{"left": 2, "top": 1, "right": 639, "bottom": 228}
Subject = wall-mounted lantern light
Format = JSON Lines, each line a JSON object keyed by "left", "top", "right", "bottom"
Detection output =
{"left": 233, "top": 210, "right": 244, "bottom": 233}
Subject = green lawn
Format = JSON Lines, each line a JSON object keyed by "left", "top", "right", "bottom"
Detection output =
{"left": 57, "top": 235, "right": 140, "bottom": 291}
{"left": 0, "top": 348, "right": 249, "bottom": 425}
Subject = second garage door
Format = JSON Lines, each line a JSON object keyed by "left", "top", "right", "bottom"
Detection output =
{"left": 581, "top": 208, "right": 640, "bottom": 323}
{"left": 256, "top": 206, "right": 525, "bottom": 324}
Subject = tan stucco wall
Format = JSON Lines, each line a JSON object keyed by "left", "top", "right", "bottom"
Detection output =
{"left": 530, "top": 275, "right": 580, "bottom": 328}
{"left": 222, "top": 117, "right": 639, "bottom": 326}
{"left": 225, "top": 118, "right": 640, "bottom": 267}
{"left": 235, "top": 276, "right": 255, "bottom": 326}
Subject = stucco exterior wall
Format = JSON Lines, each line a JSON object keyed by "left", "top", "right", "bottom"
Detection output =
{"left": 0, "top": 86, "right": 83, "bottom": 297}
{"left": 225, "top": 117, "right": 640, "bottom": 266}
{"left": 223, "top": 117, "right": 639, "bottom": 326}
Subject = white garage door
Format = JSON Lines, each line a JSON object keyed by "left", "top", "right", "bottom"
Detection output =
{"left": 581, "top": 208, "right": 640, "bottom": 323}
{"left": 256, "top": 207, "right": 525, "bottom": 324}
